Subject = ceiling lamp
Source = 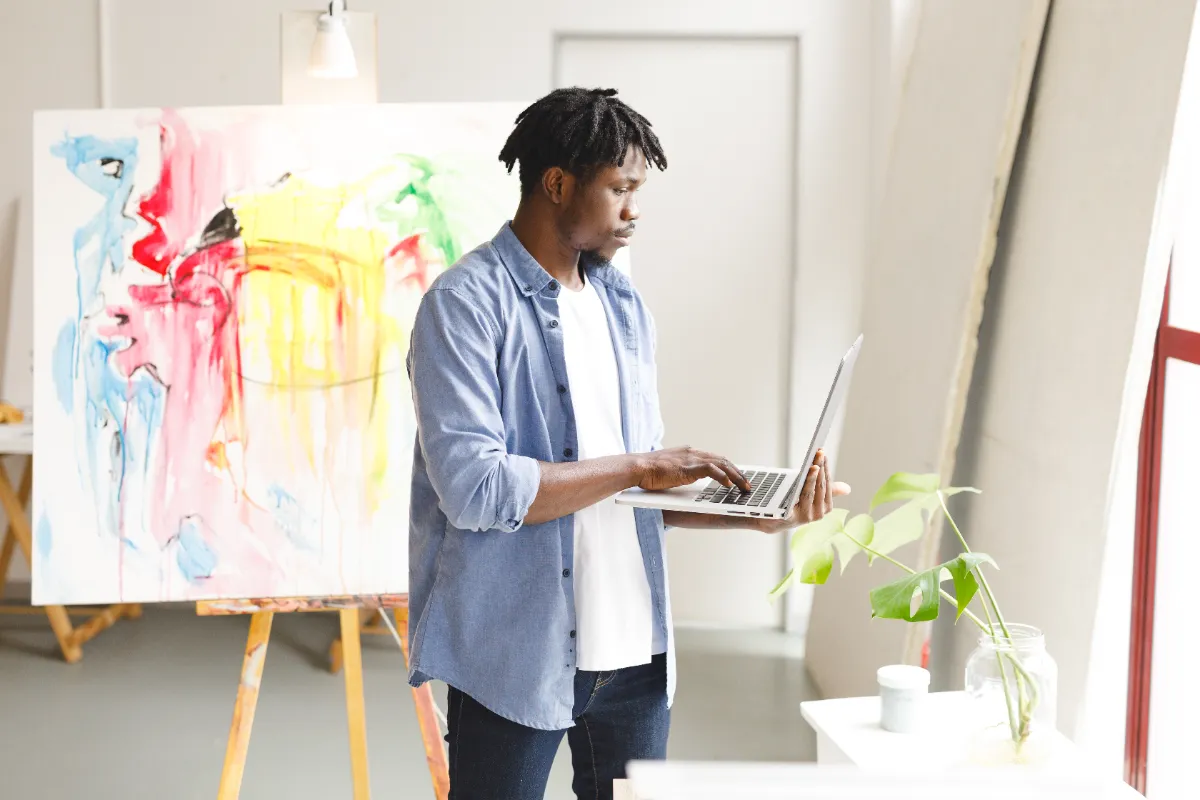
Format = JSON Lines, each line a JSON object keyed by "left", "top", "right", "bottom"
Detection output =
{"left": 309, "top": 0, "right": 358, "bottom": 79}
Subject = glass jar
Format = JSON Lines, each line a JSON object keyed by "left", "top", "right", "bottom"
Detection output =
{"left": 963, "top": 624, "right": 1059, "bottom": 765}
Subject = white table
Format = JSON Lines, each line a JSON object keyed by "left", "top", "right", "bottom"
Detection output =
{"left": 619, "top": 761, "right": 1116, "bottom": 799}
{"left": 799, "top": 691, "right": 1141, "bottom": 798}
{"left": 0, "top": 419, "right": 33, "bottom": 455}
{"left": 611, "top": 692, "right": 1141, "bottom": 798}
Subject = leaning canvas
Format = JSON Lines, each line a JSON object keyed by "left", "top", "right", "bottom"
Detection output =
{"left": 31, "top": 103, "right": 523, "bottom": 605}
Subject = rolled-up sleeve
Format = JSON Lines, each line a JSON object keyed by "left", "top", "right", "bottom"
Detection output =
{"left": 408, "top": 288, "right": 540, "bottom": 533}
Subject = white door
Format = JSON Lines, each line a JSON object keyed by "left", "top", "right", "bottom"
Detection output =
{"left": 557, "top": 36, "right": 798, "bottom": 628}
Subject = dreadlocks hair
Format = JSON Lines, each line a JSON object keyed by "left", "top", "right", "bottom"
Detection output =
{"left": 498, "top": 87, "right": 668, "bottom": 198}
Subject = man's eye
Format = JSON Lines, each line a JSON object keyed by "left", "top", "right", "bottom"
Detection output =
{"left": 614, "top": 188, "right": 628, "bottom": 195}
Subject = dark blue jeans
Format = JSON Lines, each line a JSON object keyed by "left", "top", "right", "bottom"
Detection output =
{"left": 446, "top": 653, "right": 669, "bottom": 800}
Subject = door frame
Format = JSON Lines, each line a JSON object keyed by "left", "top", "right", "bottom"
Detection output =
{"left": 1125, "top": 268, "right": 1200, "bottom": 792}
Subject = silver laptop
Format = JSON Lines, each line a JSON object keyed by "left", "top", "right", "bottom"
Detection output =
{"left": 615, "top": 334, "right": 863, "bottom": 521}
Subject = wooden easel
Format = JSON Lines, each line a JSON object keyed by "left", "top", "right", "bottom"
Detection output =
{"left": 198, "top": 594, "right": 450, "bottom": 800}
{"left": 329, "top": 607, "right": 450, "bottom": 798}
{"left": 0, "top": 432, "right": 141, "bottom": 662}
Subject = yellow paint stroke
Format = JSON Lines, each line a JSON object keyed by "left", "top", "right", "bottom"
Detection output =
{"left": 224, "top": 173, "right": 408, "bottom": 514}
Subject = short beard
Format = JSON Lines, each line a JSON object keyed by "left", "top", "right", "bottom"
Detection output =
{"left": 579, "top": 249, "right": 610, "bottom": 270}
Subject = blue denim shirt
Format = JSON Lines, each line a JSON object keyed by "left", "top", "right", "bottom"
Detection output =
{"left": 405, "top": 222, "right": 674, "bottom": 730}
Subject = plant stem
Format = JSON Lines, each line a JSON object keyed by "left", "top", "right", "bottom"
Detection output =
{"left": 938, "top": 492, "right": 1033, "bottom": 744}
{"left": 938, "top": 492, "right": 1012, "bottom": 639}
{"left": 959, "top": 548, "right": 1020, "bottom": 741}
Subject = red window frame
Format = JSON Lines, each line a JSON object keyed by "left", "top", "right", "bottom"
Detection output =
{"left": 1125, "top": 271, "right": 1200, "bottom": 793}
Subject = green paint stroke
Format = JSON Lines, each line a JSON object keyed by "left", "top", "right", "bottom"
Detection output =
{"left": 373, "top": 154, "right": 469, "bottom": 266}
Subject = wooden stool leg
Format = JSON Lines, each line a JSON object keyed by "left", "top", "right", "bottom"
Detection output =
{"left": 339, "top": 608, "right": 371, "bottom": 799}
{"left": 0, "top": 457, "right": 83, "bottom": 663}
{"left": 0, "top": 530, "right": 15, "bottom": 599}
{"left": 394, "top": 610, "right": 450, "bottom": 800}
{"left": 0, "top": 457, "right": 30, "bottom": 599}
{"left": 217, "top": 611, "right": 273, "bottom": 800}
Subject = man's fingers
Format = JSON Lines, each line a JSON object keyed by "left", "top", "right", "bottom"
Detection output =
{"left": 702, "top": 463, "right": 734, "bottom": 488}
{"left": 719, "top": 459, "right": 753, "bottom": 492}
{"left": 822, "top": 457, "right": 834, "bottom": 513}
{"left": 817, "top": 460, "right": 829, "bottom": 514}
{"left": 832, "top": 481, "right": 852, "bottom": 497}
{"left": 799, "top": 465, "right": 819, "bottom": 510}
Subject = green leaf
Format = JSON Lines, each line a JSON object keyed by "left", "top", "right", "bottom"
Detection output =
{"left": 945, "top": 553, "right": 993, "bottom": 620}
{"left": 867, "top": 487, "right": 982, "bottom": 561}
{"left": 832, "top": 514, "right": 874, "bottom": 574}
{"left": 870, "top": 472, "right": 941, "bottom": 510}
{"left": 799, "top": 546, "right": 835, "bottom": 584}
{"left": 869, "top": 471, "right": 981, "bottom": 511}
{"left": 869, "top": 553, "right": 996, "bottom": 622}
{"left": 768, "top": 568, "right": 795, "bottom": 599}
{"left": 870, "top": 567, "right": 942, "bottom": 621}
{"left": 787, "top": 509, "right": 848, "bottom": 586}
{"left": 868, "top": 496, "right": 937, "bottom": 560}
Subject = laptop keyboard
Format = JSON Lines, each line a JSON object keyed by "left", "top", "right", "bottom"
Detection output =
{"left": 695, "top": 470, "right": 785, "bottom": 508}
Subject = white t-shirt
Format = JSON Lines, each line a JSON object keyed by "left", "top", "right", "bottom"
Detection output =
{"left": 557, "top": 273, "right": 665, "bottom": 671}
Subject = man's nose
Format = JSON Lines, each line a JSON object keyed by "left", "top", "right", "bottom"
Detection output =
{"left": 622, "top": 200, "right": 640, "bottom": 221}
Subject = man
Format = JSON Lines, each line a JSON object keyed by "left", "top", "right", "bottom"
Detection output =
{"left": 406, "top": 87, "right": 848, "bottom": 800}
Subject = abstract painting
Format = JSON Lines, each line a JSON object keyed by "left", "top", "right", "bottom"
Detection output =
{"left": 32, "top": 103, "right": 522, "bottom": 604}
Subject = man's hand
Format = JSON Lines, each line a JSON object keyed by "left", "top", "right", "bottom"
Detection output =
{"left": 756, "top": 450, "right": 850, "bottom": 534}
{"left": 636, "top": 446, "right": 753, "bottom": 493}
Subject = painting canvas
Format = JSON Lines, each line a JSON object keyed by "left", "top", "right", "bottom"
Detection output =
{"left": 31, "top": 102, "right": 523, "bottom": 605}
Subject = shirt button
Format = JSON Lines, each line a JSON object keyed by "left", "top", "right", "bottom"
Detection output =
{"left": 549, "top": 280, "right": 559, "bottom": 290}
{"left": 563, "top": 448, "right": 574, "bottom": 458}
{"left": 562, "top": 568, "right": 571, "bottom": 577}
{"left": 523, "top": 285, "right": 532, "bottom": 292}
{"left": 570, "top": 630, "right": 576, "bottom": 638}
{"left": 549, "top": 319, "right": 559, "bottom": 328}
{"left": 557, "top": 384, "right": 567, "bottom": 394}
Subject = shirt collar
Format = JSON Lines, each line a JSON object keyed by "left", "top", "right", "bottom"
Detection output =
{"left": 493, "top": 222, "right": 633, "bottom": 297}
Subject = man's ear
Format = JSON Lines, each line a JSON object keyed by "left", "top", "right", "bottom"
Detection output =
{"left": 541, "top": 167, "right": 571, "bottom": 205}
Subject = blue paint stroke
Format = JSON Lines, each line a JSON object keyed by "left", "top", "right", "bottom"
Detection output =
{"left": 51, "top": 321, "right": 76, "bottom": 413}
{"left": 53, "top": 133, "right": 150, "bottom": 540}
{"left": 81, "top": 337, "right": 126, "bottom": 536}
{"left": 36, "top": 512, "right": 52, "bottom": 559}
{"left": 266, "top": 484, "right": 308, "bottom": 546}
{"left": 51, "top": 135, "right": 139, "bottom": 316}
{"left": 174, "top": 516, "right": 216, "bottom": 583}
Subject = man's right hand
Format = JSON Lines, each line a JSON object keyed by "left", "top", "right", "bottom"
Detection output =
{"left": 635, "top": 447, "right": 753, "bottom": 493}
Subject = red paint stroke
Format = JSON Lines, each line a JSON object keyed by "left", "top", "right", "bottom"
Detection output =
{"left": 97, "top": 109, "right": 443, "bottom": 600}
{"left": 386, "top": 233, "right": 433, "bottom": 293}
{"left": 132, "top": 110, "right": 247, "bottom": 275}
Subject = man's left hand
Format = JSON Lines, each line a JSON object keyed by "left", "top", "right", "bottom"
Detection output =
{"left": 756, "top": 450, "right": 850, "bottom": 534}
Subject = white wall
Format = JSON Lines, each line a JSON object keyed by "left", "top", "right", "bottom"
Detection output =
{"left": 942, "top": 0, "right": 1197, "bottom": 756}
{"left": 0, "top": 0, "right": 874, "bottom": 627}
{"left": 0, "top": 0, "right": 100, "bottom": 589}
{"left": 783, "top": 0, "right": 919, "bottom": 636}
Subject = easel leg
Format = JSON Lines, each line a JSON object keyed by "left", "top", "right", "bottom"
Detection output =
{"left": 394, "top": 611, "right": 451, "bottom": 800}
{"left": 340, "top": 608, "right": 371, "bottom": 799}
{"left": 217, "top": 611, "right": 273, "bottom": 800}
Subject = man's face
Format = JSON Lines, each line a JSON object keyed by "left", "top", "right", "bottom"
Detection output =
{"left": 558, "top": 145, "right": 647, "bottom": 262}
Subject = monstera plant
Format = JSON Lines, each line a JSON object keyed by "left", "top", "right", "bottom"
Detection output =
{"left": 771, "top": 472, "right": 1043, "bottom": 753}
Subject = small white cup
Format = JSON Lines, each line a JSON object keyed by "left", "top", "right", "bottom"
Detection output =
{"left": 877, "top": 664, "right": 930, "bottom": 733}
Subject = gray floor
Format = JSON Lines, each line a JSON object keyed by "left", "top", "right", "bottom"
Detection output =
{"left": 0, "top": 605, "right": 817, "bottom": 799}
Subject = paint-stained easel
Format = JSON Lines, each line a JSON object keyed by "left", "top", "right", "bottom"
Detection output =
{"left": 197, "top": 594, "right": 450, "bottom": 800}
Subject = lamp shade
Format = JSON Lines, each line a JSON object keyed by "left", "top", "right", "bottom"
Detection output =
{"left": 309, "top": 11, "right": 357, "bottom": 79}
